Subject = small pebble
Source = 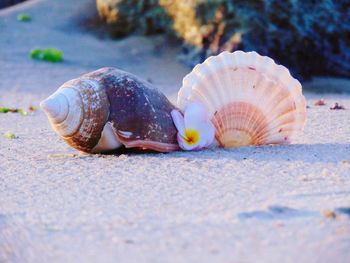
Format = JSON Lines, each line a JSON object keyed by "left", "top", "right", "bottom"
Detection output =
{"left": 314, "top": 99, "right": 326, "bottom": 106}
{"left": 4, "top": 132, "right": 17, "bottom": 139}
{"left": 29, "top": 105, "right": 38, "bottom": 112}
{"left": 321, "top": 209, "right": 336, "bottom": 219}
{"left": 330, "top": 103, "right": 346, "bottom": 110}
{"left": 298, "top": 175, "right": 309, "bottom": 181}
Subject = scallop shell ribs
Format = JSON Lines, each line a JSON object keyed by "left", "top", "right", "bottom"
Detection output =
{"left": 177, "top": 51, "right": 307, "bottom": 147}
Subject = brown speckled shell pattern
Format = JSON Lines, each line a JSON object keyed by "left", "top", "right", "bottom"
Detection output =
{"left": 47, "top": 67, "right": 179, "bottom": 153}
{"left": 94, "top": 68, "right": 179, "bottom": 152}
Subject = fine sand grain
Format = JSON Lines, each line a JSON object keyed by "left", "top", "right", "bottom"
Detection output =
{"left": 1, "top": 1, "right": 350, "bottom": 263}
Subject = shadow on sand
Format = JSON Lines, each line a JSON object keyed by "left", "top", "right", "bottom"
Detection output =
{"left": 108, "top": 143, "right": 350, "bottom": 164}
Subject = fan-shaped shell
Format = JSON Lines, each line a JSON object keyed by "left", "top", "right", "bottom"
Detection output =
{"left": 177, "top": 51, "right": 307, "bottom": 147}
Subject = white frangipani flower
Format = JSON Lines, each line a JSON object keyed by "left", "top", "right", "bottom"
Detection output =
{"left": 171, "top": 102, "right": 215, "bottom": 151}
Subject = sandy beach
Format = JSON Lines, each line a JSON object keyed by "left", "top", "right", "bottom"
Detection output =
{"left": 1, "top": 1, "right": 350, "bottom": 263}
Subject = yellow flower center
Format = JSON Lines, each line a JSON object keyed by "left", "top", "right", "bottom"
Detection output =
{"left": 184, "top": 129, "right": 200, "bottom": 145}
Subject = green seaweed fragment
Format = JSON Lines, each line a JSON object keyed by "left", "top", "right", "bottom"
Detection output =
{"left": 17, "top": 13, "right": 32, "bottom": 22}
{"left": 30, "top": 48, "right": 63, "bottom": 62}
{"left": 0, "top": 107, "right": 32, "bottom": 115}
{"left": 19, "top": 109, "right": 28, "bottom": 116}
{"left": 0, "top": 107, "right": 11, "bottom": 113}
{"left": 4, "top": 132, "right": 17, "bottom": 139}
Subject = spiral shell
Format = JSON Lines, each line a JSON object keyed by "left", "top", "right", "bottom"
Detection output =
{"left": 41, "top": 68, "right": 179, "bottom": 153}
{"left": 177, "top": 51, "right": 307, "bottom": 147}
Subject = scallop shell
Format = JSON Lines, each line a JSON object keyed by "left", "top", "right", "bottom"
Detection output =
{"left": 177, "top": 51, "right": 307, "bottom": 147}
{"left": 41, "top": 68, "right": 179, "bottom": 153}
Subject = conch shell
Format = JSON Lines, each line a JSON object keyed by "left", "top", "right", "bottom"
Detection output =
{"left": 177, "top": 51, "right": 307, "bottom": 147}
{"left": 41, "top": 68, "right": 179, "bottom": 153}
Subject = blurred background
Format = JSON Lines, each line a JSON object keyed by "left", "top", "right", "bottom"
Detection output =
{"left": 96, "top": 0, "right": 350, "bottom": 82}
{"left": 1, "top": 0, "right": 350, "bottom": 102}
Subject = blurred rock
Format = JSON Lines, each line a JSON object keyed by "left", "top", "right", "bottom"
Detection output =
{"left": 0, "top": 0, "right": 27, "bottom": 9}
{"left": 96, "top": 0, "right": 350, "bottom": 80}
{"left": 96, "top": 0, "right": 170, "bottom": 37}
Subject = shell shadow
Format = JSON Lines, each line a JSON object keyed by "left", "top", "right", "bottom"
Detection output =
{"left": 237, "top": 206, "right": 350, "bottom": 221}
{"left": 101, "top": 143, "right": 350, "bottom": 164}
{"left": 100, "top": 146, "right": 168, "bottom": 155}
{"left": 162, "top": 143, "right": 350, "bottom": 163}
{"left": 237, "top": 205, "right": 318, "bottom": 221}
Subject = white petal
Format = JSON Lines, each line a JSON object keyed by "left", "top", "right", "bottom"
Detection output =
{"left": 171, "top": 110, "right": 185, "bottom": 136}
{"left": 184, "top": 102, "right": 208, "bottom": 129}
{"left": 203, "top": 121, "right": 216, "bottom": 147}
{"left": 197, "top": 121, "right": 215, "bottom": 148}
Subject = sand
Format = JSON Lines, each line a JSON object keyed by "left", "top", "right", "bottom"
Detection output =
{"left": 1, "top": 1, "right": 350, "bottom": 263}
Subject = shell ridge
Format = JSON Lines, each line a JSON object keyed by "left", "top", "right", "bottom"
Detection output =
{"left": 206, "top": 57, "right": 230, "bottom": 116}
{"left": 177, "top": 51, "right": 306, "bottom": 148}
{"left": 53, "top": 88, "right": 84, "bottom": 137}
{"left": 244, "top": 76, "right": 278, "bottom": 139}
{"left": 254, "top": 110, "right": 302, "bottom": 142}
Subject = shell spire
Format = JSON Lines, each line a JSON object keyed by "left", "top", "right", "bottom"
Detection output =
{"left": 177, "top": 51, "right": 307, "bottom": 147}
{"left": 40, "top": 94, "right": 68, "bottom": 123}
{"left": 41, "top": 75, "right": 111, "bottom": 153}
